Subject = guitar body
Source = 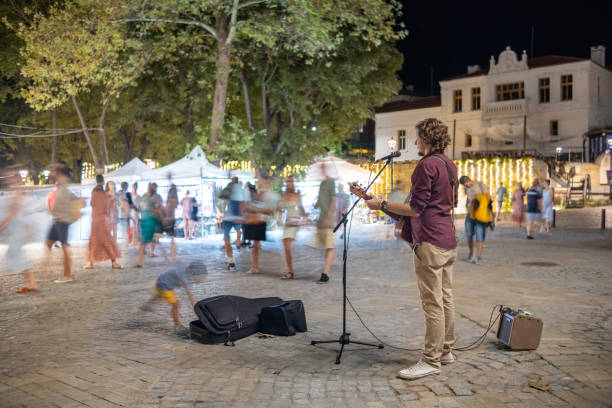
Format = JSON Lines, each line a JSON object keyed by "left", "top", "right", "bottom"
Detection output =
{"left": 394, "top": 218, "right": 412, "bottom": 243}
{"left": 348, "top": 182, "right": 412, "bottom": 243}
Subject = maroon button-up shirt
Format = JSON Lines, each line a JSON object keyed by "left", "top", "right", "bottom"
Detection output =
{"left": 408, "top": 153, "right": 458, "bottom": 250}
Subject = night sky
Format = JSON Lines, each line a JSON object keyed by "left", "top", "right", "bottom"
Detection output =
{"left": 396, "top": 0, "right": 612, "bottom": 96}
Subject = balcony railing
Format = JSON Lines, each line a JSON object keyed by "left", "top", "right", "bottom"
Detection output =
{"left": 483, "top": 99, "right": 526, "bottom": 117}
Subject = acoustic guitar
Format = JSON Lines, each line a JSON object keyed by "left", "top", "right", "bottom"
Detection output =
{"left": 348, "top": 182, "right": 412, "bottom": 243}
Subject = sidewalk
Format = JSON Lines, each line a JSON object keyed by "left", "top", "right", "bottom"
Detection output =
{"left": 0, "top": 220, "right": 611, "bottom": 407}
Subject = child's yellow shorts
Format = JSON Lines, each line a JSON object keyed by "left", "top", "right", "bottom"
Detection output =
{"left": 155, "top": 286, "right": 178, "bottom": 304}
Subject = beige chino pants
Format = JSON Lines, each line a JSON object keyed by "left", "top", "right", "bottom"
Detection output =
{"left": 414, "top": 241, "right": 457, "bottom": 368}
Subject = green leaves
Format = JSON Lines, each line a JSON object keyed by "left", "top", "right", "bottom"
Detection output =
{"left": 18, "top": 0, "right": 147, "bottom": 111}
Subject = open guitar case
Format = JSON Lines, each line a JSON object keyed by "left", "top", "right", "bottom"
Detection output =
{"left": 190, "top": 295, "right": 283, "bottom": 345}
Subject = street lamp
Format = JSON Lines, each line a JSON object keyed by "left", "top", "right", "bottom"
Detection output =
{"left": 42, "top": 170, "right": 50, "bottom": 184}
{"left": 387, "top": 138, "right": 397, "bottom": 191}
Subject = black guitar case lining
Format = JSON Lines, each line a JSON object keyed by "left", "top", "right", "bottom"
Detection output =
{"left": 190, "top": 295, "right": 283, "bottom": 345}
{"left": 260, "top": 300, "right": 307, "bottom": 336}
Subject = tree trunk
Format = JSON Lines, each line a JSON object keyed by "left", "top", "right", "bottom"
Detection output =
{"left": 209, "top": 11, "right": 231, "bottom": 155}
{"left": 239, "top": 67, "right": 259, "bottom": 176}
{"left": 51, "top": 109, "right": 57, "bottom": 164}
{"left": 71, "top": 95, "right": 103, "bottom": 173}
{"left": 261, "top": 70, "right": 270, "bottom": 133}
{"left": 240, "top": 68, "right": 253, "bottom": 130}
{"left": 184, "top": 95, "right": 195, "bottom": 140}
{"left": 98, "top": 102, "right": 110, "bottom": 167}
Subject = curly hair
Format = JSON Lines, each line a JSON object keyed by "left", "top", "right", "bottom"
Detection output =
{"left": 416, "top": 118, "right": 451, "bottom": 153}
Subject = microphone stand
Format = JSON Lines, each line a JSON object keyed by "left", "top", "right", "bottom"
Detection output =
{"left": 311, "top": 156, "right": 395, "bottom": 364}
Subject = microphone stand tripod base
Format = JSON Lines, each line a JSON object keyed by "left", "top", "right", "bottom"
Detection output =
{"left": 311, "top": 334, "right": 384, "bottom": 365}
{"left": 310, "top": 158, "right": 392, "bottom": 364}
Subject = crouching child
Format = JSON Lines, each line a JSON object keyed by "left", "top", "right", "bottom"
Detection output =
{"left": 141, "top": 261, "right": 206, "bottom": 335}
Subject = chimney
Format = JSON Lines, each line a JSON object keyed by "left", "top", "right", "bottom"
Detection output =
{"left": 590, "top": 45, "right": 606, "bottom": 66}
{"left": 467, "top": 64, "right": 481, "bottom": 74}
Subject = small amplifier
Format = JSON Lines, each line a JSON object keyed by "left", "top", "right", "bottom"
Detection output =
{"left": 497, "top": 307, "right": 543, "bottom": 350}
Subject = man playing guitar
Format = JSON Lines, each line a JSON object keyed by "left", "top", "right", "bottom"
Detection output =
{"left": 365, "top": 118, "right": 458, "bottom": 380}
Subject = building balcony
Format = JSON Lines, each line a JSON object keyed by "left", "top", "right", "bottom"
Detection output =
{"left": 483, "top": 99, "right": 526, "bottom": 118}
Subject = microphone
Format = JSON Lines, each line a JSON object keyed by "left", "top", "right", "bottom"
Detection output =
{"left": 375, "top": 150, "right": 401, "bottom": 162}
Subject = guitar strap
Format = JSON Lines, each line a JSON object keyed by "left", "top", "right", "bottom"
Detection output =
{"left": 432, "top": 154, "right": 457, "bottom": 233}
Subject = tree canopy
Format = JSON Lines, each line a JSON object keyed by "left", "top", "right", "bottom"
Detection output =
{"left": 1, "top": 0, "right": 405, "bottom": 179}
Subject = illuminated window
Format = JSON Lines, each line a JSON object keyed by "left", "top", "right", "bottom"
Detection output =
{"left": 465, "top": 133, "right": 472, "bottom": 147}
{"left": 539, "top": 78, "right": 550, "bottom": 103}
{"left": 561, "top": 74, "right": 573, "bottom": 101}
{"left": 471, "top": 87, "right": 481, "bottom": 110}
{"left": 495, "top": 82, "right": 524, "bottom": 101}
{"left": 398, "top": 129, "right": 406, "bottom": 150}
{"left": 453, "top": 89, "right": 462, "bottom": 112}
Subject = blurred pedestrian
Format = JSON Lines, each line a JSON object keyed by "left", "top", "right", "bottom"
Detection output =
{"left": 140, "top": 261, "right": 206, "bottom": 335}
{"left": 459, "top": 175, "right": 490, "bottom": 264}
{"left": 0, "top": 170, "right": 40, "bottom": 293}
{"left": 511, "top": 183, "right": 525, "bottom": 228}
{"left": 84, "top": 175, "right": 121, "bottom": 270}
{"left": 278, "top": 176, "right": 305, "bottom": 279}
{"left": 45, "top": 163, "right": 84, "bottom": 283}
{"left": 312, "top": 163, "right": 336, "bottom": 283}
{"left": 243, "top": 178, "right": 278, "bottom": 274}
{"left": 135, "top": 183, "right": 163, "bottom": 267}
{"left": 46, "top": 182, "right": 61, "bottom": 248}
{"left": 118, "top": 181, "right": 133, "bottom": 243}
{"left": 105, "top": 181, "right": 120, "bottom": 241}
{"left": 540, "top": 180, "right": 554, "bottom": 232}
{"left": 526, "top": 180, "right": 542, "bottom": 239}
{"left": 494, "top": 182, "right": 507, "bottom": 224}
{"left": 220, "top": 178, "right": 242, "bottom": 270}
{"left": 181, "top": 190, "right": 195, "bottom": 239}
{"left": 161, "top": 179, "right": 178, "bottom": 260}
{"left": 129, "top": 182, "right": 141, "bottom": 246}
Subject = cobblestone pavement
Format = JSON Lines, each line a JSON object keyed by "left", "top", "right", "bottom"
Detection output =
{"left": 1, "top": 216, "right": 611, "bottom": 407}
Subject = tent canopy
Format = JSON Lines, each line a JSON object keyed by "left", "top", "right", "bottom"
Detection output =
{"left": 304, "top": 155, "right": 372, "bottom": 184}
{"left": 141, "top": 146, "right": 228, "bottom": 180}
{"left": 105, "top": 158, "right": 150, "bottom": 181}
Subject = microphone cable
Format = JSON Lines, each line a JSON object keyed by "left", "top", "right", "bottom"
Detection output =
{"left": 346, "top": 297, "right": 504, "bottom": 353}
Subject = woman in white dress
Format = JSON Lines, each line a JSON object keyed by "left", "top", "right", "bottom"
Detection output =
{"left": 0, "top": 171, "right": 38, "bottom": 293}
{"left": 540, "top": 179, "right": 554, "bottom": 232}
{"left": 278, "top": 176, "right": 305, "bottom": 279}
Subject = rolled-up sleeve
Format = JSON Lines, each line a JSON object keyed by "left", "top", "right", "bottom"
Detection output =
{"left": 409, "top": 163, "right": 432, "bottom": 214}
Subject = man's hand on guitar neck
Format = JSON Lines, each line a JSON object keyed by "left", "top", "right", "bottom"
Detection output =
{"left": 364, "top": 198, "right": 420, "bottom": 217}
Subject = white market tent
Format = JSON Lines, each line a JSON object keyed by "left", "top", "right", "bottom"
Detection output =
{"left": 104, "top": 157, "right": 150, "bottom": 183}
{"left": 304, "top": 155, "right": 373, "bottom": 184}
{"left": 141, "top": 146, "right": 228, "bottom": 180}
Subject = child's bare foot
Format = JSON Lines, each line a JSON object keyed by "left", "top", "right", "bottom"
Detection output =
{"left": 246, "top": 268, "right": 259, "bottom": 274}
{"left": 84, "top": 263, "right": 93, "bottom": 269}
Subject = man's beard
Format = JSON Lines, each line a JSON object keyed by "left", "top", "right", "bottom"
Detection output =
{"left": 417, "top": 151, "right": 424, "bottom": 156}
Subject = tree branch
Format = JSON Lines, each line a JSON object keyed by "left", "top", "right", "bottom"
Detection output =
{"left": 115, "top": 18, "right": 217, "bottom": 39}
{"left": 237, "top": 0, "right": 267, "bottom": 10}
{"left": 226, "top": 0, "right": 239, "bottom": 45}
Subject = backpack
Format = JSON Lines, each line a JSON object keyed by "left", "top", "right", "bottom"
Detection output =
{"left": 470, "top": 194, "right": 493, "bottom": 224}
{"left": 69, "top": 198, "right": 85, "bottom": 223}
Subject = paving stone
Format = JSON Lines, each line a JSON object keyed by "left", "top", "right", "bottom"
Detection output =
{"left": 1, "top": 224, "right": 611, "bottom": 406}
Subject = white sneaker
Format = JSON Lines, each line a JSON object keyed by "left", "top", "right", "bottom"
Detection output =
{"left": 440, "top": 351, "right": 456, "bottom": 365}
{"left": 397, "top": 360, "right": 440, "bottom": 380}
